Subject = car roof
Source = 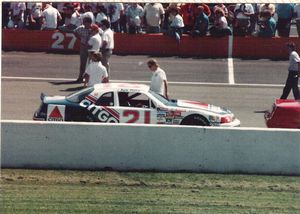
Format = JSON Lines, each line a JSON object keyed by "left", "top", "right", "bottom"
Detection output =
{"left": 93, "top": 83, "right": 150, "bottom": 93}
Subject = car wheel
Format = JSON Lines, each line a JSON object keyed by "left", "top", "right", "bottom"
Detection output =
{"left": 180, "top": 114, "right": 210, "bottom": 126}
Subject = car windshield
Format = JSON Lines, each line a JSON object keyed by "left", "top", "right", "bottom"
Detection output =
{"left": 149, "top": 90, "right": 169, "bottom": 105}
{"left": 66, "top": 87, "right": 94, "bottom": 103}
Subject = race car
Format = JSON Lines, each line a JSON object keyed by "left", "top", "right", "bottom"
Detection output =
{"left": 33, "top": 83, "right": 240, "bottom": 127}
{"left": 264, "top": 99, "right": 300, "bottom": 129}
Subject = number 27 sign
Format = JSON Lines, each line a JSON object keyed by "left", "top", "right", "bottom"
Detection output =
{"left": 51, "top": 32, "right": 77, "bottom": 50}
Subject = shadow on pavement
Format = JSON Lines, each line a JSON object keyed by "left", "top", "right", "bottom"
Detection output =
{"left": 49, "top": 80, "right": 81, "bottom": 85}
{"left": 60, "top": 86, "right": 85, "bottom": 92}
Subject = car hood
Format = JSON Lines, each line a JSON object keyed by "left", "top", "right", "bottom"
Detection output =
{"left": 175, "top": 99, "right": 228, "bottom": 114}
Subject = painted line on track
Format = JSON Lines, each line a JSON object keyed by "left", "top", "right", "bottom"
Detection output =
{"left": 228, "top": 36, "right": 235, "bottom": 85}
{"left": 2, "top": 76, "right": 285, "bottom": 88}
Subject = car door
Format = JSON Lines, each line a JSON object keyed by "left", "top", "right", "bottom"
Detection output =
{"left": 80, "top": 91, "right": 120, "bottom": 123}
{"left": 116, "top": 91, "right": 157, "bottom": 124}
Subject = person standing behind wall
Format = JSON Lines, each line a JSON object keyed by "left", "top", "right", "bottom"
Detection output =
{"left": 276, "top": 3, "right": 294, "bottom": 37}
{"left": 147, "top": 59, "right": 169, "bottom": 99}
{"left": 294, "top": 4, "right": 300, "bottom": 38}
{"left": 144, "top": 3, "right": 165, "bottom": 33}
{"left": 41, "top": 2, "right": 62, "bottom": 30}
{"left": 74, "top": 17, "right": 92, "bottom": 83}
{"left": 280, "top": 42, "right": 300, "bottom": 100}
{"left": 100, "top": 19, "right": 114, "bottom": 80}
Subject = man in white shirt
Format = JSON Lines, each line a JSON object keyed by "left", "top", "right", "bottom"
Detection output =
{"left": 41, "top": 3, "right": 62, "bottom": 30}
{"left": 88, "top": 24, "right": 102, "bottom": 53}
{"left": 84, "top": 52, "right": 108, "bottom": 87}
{"left": 280, "top": 42, "right": 300, "bottom": 100}
{"left": 100, "top": 19, "right": 114, "bottom": 79}
{"left": 167, "top": 6, "right": 184, "bottom": 43}
{"left": 95, "top": 4, "right": 108, "bottom": 27}
{"left": 144, "top": 3, "right": 165, "bottom": 33}
{"left": 147, "top": 59, "right": 168, "bottom": 98}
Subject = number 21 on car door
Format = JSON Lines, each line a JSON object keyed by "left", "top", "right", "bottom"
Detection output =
{"left": 120, "top": 109, "right": 157, "bottom": 124}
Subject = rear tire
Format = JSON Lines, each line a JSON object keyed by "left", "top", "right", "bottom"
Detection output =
{"left": 180, "top": 115, "right": 210, "bottom": 126}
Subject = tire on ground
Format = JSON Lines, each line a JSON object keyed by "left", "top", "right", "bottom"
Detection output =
{"left": 180, "top": 114, "right": 210, "bottom": 126}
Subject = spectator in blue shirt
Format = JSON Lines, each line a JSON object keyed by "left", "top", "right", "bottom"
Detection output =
{"left": 191, "top": 6, "right": 209, "bottom": 37}
{"left": 276, "top": 4, "right": 294, "bottom": 37}
{"left": 255, "top": 11, "right": 276, "bottom": 38}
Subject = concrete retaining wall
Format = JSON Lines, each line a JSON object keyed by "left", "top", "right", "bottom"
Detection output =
{"left": 1, "top": 120, "right": 300, "bottom": 175}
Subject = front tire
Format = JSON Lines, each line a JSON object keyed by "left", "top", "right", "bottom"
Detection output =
{"left": 180, "top": 114, "right": 210, "bottom": 126}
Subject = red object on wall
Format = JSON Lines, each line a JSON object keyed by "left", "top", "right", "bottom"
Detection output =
{"left": 233, "top": 36, "right": 300, "bottom": 59}
{"left": 2, "top": 29, "right": 300, "bottom": 59}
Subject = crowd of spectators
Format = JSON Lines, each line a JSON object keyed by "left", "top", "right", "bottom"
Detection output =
{"left": 2, "top": 2, "right": 300, "bottom": 38}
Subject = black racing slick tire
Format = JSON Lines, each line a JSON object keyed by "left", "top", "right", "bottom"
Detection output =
{"left": 180, "top": 114, "right": 210, "bottom": 126}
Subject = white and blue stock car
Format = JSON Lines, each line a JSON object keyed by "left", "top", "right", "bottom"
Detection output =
{"left": 33, "top": 83, "right": 240, "bottom": 127}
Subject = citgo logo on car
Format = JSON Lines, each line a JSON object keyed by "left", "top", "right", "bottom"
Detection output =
{"left": 47, "top": 105, "right": 65, "bottom": 121}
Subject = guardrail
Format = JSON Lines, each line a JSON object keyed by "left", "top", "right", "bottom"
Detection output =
{"left": 2, "top": 29, "right": 300, "bottom": 59}
{"left": 1, "top": 120, "right": 300, "bottom": 175}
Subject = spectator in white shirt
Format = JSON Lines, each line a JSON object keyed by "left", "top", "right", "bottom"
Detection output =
{"left": 144, "top": 3, "right": 165, "bottom": 33}
{"left": 166, "top": 6, "right": 184, "bottom": 43}
{"left": 210, "top": 8, "right": 232, "bottom": 37}
{"left": 58, "top": 4, "right": 81, "bottom": 32}
{"left": 10, "top": 2, "right": 26, "bottom": 28}
{"left": 83, "top": 52, "right": 108, "bottom": 87}
{"left": 41, "top": 3, "right": 62, "bottom": 30}
{"left": 95, "top": 4, "right": 108, "bottom": 27}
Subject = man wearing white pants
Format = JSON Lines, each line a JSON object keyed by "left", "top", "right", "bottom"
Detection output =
{"left": 100, "top": 19, "right": 114, "bottom": 80}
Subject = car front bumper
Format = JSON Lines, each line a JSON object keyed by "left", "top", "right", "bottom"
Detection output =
{"left": 219, "top": 118, "right": 241, "bottom": 127}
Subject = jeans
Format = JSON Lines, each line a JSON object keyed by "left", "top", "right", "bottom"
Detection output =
{"left": 296, "top": 19, "right": 300, "bottom": 38}
{"left": 280, "top": 71, "right": 300, "bottom": 100}
{"left": 146, "top": 26, "right": 160, "bottom": 33}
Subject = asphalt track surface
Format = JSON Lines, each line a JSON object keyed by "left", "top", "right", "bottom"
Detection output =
{"left": 1, "top": 51, "right": 294, "bottom": 128}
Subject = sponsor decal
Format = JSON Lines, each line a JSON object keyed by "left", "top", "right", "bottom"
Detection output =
{"left": 86, "top": 95, "right": 97, "bottom": 103}
{"left": 47, "top": 105, "right": 65, "bottom": 121}
{"left": 166, "top": 110, "right": 183, "bottom": 117}
{"left": 80, "top": 99, "right": 119, "bottom": 122}
{"left": 166, "top": 118, "right": 173, "bottom": 123}
{"left": 173, "top": 119, "right": 181, "bottom": 125}
{"left": 157, "top": 118, "right": 166, "bottom": 124}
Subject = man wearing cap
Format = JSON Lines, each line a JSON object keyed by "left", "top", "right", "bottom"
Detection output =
{"left": 280, "top": 42, "right": 300, "bottom": 100}
{"left": 88, "top": 24, "right": 102, "bottom": 53}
